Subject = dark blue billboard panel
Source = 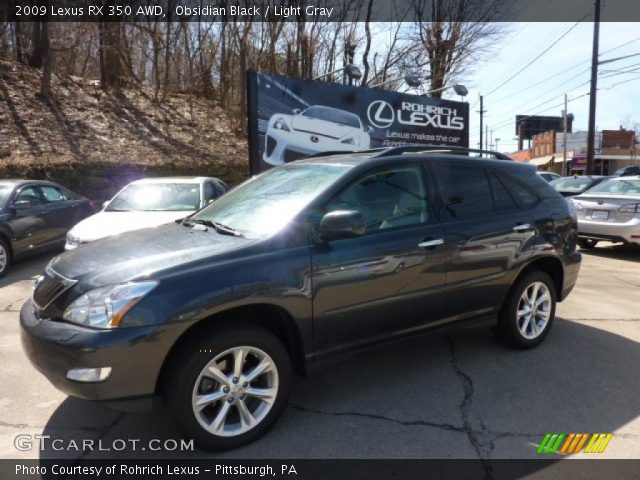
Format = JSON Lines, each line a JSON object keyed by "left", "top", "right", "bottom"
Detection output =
{"left": 247, "top": 70, "right": 469, "bottom": 174}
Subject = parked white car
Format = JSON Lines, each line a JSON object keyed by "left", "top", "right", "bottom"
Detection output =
{"left": 65, "top": 177, "right": 228, "bottom": 249}
{"left": 263, "top": 105, "right": 372, "bottom": 165}
{"left": 573, "top": 175, "right": 640, "bottom": 248}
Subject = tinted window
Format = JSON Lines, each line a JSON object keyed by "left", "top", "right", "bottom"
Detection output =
{"left": 16, "top": 186, "right": 42, "bottom": 206}
{"left": 488, "top": 172, "right": 519, "bottom": 213}
{"left": 588, "top": 178, "right": 640, "bottom": 195}
{"left": 326, "top": 165, "right": 429, "bottom": 232}
{"left": 436, "top": 164, "right": 494, "bottom": 219}
{"left": 302, "top": 106, "right": 361, "bottom": 128}
{"left": 496, "top": 171, "right": 539, "bottom": 209}
{"left": 41, "top": 186, "right": 69, "bottom": 202}
{"left": 203, "top": 182, "right": 217, "bottom": 202}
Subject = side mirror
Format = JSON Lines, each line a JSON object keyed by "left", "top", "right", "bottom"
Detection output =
{"left": 292, "top": 108, "right": 301, "bottom": 115}
{"left": 102, "top": 201, "right": 110, "bottom": 209}
{"left": 318, "top": 210, "right": 365, "bottom": 241}
{"left": 12, "top": 199, "right": 32, "bottom": 211}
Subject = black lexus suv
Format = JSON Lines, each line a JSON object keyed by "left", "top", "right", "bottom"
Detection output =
{"left": 21, "top": 147, "right": 581, "bottom": 450}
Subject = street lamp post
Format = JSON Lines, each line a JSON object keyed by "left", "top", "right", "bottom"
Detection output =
{"left": 314, "top": 64, "right": 362, "bottom": 84}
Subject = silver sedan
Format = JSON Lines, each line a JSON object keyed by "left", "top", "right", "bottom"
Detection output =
{"left": 573, "top": 175, "right": 640, "bottom": 248}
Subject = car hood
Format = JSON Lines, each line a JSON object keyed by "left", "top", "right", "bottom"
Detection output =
{"left": 290, "top": 116, "right": 359, "bottom": 139}
{"left": 69, "top": 210, "right": 194, "bottom": 243}
{"left": 49, "top": 223, "right": 254, "bottom": 286}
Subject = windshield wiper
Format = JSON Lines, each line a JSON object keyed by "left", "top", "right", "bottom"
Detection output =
{"left": 188, "top": 219, "right": 244, "bottom": 237}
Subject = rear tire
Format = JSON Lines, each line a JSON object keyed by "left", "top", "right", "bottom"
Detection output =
{"left": 165, "top": 323, "right": 292, "bottom": 451}
{"left": 578, "top": 238, "right": 598, "bottom": 250}
{"left": 0, "top": 238, "right": 11, "bottom": 278}
{"left": 495, "top": 270, "right": 557, "bottom": 349}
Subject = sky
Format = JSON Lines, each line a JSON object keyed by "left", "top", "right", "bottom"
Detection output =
{"left": 446, "top": 21, "right": 640, "bottom": 153}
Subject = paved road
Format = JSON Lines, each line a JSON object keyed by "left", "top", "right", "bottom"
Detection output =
{"left": 0, "top": 245, "right": 638, "bottom": 461}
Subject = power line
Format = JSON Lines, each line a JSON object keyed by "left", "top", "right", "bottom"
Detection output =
{"left": 484, "top": 19, "right": 588, "bottom": 97}
{"left": 489, "top": 36, "right": 640, "bottom": 106}
{"left": 490, "top": 92, "right": 590, "bottom": 131}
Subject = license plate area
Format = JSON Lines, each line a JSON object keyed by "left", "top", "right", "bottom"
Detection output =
{"left": 592, "top": 210, "right": 609, "bottom": 220}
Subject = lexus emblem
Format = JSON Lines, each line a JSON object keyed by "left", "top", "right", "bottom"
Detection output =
{"left": 367, "top": 100, "right": 395, "bottom": 129}
{"left": 597, "top": 200, "right": 604, "bottom": 205}
{"left": 310, "top": 135, "right": 319, "bottom": 143}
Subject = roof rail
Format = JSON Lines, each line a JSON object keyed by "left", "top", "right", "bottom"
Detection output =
{"left": 302, "top": 148, "right": 387, "bottom": 160}
{"left": 374, "top": 145, "right": 513, "bottom": 161}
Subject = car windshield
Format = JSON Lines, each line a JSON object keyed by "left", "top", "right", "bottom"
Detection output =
{"left": 0, "top": 184, "right": 13, "bottom": 209}
{"left": 586, "top": 178, "right": 640, "bottom": 196}
{"left": 549, "top": 177, "right": 594, "bottom": 193}
{"left": 107, "top": 183, "right": 200, "bottom": 212}
{"left": 191, "top": 163, "right": 349, "bottom": 237}
{"left": 302, "top": 106, "right": 361, "bottom": 128}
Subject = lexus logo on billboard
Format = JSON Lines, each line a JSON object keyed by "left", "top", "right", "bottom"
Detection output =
{"left": 367, "top": 100, "right": 395, "bottom": 129}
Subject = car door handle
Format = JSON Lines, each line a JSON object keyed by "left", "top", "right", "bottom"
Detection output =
{"left": 513, "top": 224, "right": 532, "bottom": 232}
{"left": 418, "top": 238, "right": 444, "bottom": 248}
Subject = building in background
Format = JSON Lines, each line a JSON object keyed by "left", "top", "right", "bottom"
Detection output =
{"left": 511, "top": 126, "right": 638, "bottom": 176}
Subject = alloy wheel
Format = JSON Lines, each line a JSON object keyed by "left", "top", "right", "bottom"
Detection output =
{"left": 191, "top": 346, "right": 279, "bottom": 437}
{"left": 516, "top": 281, "right": 552, "bottom": 340}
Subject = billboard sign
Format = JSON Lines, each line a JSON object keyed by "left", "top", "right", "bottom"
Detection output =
{"left": 247, "top": 71, "right": 469, "bottom": 174}
{"left": 515, "top": 115, "right": 573, "bottom": 140}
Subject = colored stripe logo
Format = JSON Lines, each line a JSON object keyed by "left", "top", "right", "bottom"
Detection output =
{"left": 537, "top": 433, "right": 612, "bottom": 454}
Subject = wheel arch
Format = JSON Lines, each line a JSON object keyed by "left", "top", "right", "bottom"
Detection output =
{"left": 508, "top": 256, "right": 564, "bottom": 306}
{"left": 155, "top": 303, "right": 307, "bottom": 396}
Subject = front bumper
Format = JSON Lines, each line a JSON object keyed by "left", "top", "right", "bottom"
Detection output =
{"left": 578, "top": 217, "right": 640, "bottom": 245}
{"left": 20, "top": 299, "right": 182, "bottom": 410}
{"left": 263, "top": 128, "right": 358, "bottom": 165}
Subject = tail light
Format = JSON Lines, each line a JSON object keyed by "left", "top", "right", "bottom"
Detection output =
{"left": 619, "top": 203, "right": 640, "bottom": 215}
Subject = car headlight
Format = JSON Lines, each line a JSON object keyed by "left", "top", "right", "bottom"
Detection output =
{"left": 341, "top": 136, "right": 360, "bottom": 146}
{"left": 273, "top": 118, "right": 290, "bottom": 132}
{"left": 62, "top": 281, "right": 158, "bottom": 329}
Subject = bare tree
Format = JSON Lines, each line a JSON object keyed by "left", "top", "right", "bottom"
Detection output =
{"left": 413, "top": 0, "right": 504, "bottom": 97}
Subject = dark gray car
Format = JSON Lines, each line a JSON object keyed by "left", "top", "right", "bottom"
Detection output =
{"left": 0, "top": 180, "right": 94, "bottom": 277}
{"left": 21, "top": 148, "right": 581, "bottom": 451}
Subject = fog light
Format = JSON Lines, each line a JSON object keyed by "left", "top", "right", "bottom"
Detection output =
{"left": 66, "top": 367, "right": 112, "bottom": 383}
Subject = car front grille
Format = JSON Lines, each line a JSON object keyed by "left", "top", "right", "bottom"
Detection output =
{"left": 33, "top": 268, "right": 76, "bottom": 310}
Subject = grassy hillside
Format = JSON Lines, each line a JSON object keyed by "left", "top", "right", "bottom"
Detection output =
{"left": 0, "top": 59, "right": 249, "bottom": 199}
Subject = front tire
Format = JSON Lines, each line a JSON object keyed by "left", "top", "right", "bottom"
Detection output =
{"left": 165, "top": 324, "right": 292, "bottom": 451}
{"left": 0, "top": 238, "right": 11, "bottom": 278}
{"left": 495, "top": 270, "right": 557, "bottom": 349}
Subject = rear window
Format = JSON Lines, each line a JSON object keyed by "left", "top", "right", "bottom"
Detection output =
{"left": 550, "top": 177, "right": 594, "bottom": 193}
{"left": 435, "top": 164, "right": 494, "bottom": 219}
{"left": 588, "top": 178, "right": 640, "bottom": 196}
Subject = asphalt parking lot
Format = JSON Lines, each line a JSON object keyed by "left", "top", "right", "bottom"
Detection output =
{"left": 0, "top": 245, "right": 638, "bottom": 460}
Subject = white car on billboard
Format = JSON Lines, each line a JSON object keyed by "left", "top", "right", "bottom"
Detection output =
{"left": 263, "top": 105, "right": 372, "bottom": 165}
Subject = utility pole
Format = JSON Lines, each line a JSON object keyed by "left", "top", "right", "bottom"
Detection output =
{"left": 563, "top": 94, "right": 568, "bottom": 176}
{"left": 586, "top": 0, "right": 601, "bottom": 175}
{"left": 486, "top": 125, "right": 489, "bottom": 150}
{"left": 478, "top": 95, "right": 485, "bottom": 155}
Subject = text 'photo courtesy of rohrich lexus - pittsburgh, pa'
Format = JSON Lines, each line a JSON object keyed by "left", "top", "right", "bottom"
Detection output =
{"left": 21, "top": 146, "right": 581, "bottom": 451}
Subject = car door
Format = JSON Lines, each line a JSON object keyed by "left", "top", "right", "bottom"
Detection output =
{"left": 6, "top": 185, "right": 49, "bottom": 257}
{"left": 310, "top": 162, "right": 447, "bottom": 359}
{"left": 433, "top": 162, "right": 537, "bottom": 321}
{"left": 39, "top": 184, "right": 82, "bottom": 246}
